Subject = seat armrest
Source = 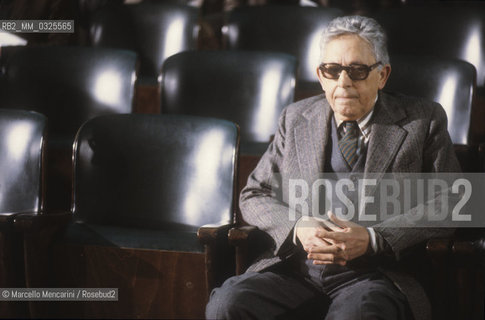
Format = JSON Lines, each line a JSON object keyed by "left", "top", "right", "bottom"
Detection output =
{"left": 228, "top": 226, "right": 262, "bottom": 275}
{"left": 13, "top": 211, "right": 72, "bottom": 231}
{"left": 426, "top": 238, "right": 452, "bottom": 257}
{"left": 452, "top": 240, "right": 476, "bottom": 257}
{"left": 453, "top": 237, "right": 485, "bottom": 263}
{"left": 197, "top": 223, "right": 233, "bottom": 244}
{"left": 427, "top": 235, "right": 485, "bottom": 261}
{"left": 450, "top": 227, "right": 485, "bottom": 259}
{"left": 198, "top": 223, "right": 235, "bottom": 292}
{"left": 228, "top": 225, "right": 259, "bottom": 245}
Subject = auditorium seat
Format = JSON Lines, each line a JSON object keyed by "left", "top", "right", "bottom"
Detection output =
{"left": 0, "top": 46, "right": 137, "bottom": 211}
{"left": 39, "top": 114, "right": 238, "bottom": 319}
{"left": 0, "top": 109, "right": 46, "bottom": 318}
{"left": 370, "top": 3, "right": 485, "bottom": 143}
{"left": 223, "top": 5, "right": 343, "bottom": 100}
{"left": 88, "top": 1, "right": 199, "bottom": 84}
{"left": 160, "top": 50, "right": 296, "bottom": 210}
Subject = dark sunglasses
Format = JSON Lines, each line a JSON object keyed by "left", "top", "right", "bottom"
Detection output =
{"left": 319, "top": 62, "right": 382, "bottom": 81}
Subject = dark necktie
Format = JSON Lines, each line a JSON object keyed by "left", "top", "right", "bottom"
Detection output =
{"left": 339, "top": 121, "right": 359, "bottom": 167}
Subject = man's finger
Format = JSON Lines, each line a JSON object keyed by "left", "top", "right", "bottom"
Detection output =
{"left": 328, "top": 211, "right": 352, "bottom": 228}
{"left": 315, "top": 229, "right": 347, "bottom": 241}
{"left": 309, "top": 253, "right": 347, "bottom": 266}
{"left": 313, "top": 259, "right": 347, "bottom": 266}
{"left": 320, "top": 218, "right": 343, "bottom": 232}
{"left": 301, "top": 236, "right": 332, "bottom": 251}
{"left": 307, "top": 244, "right": 342, "bottom": 254}
{"left": 307, "top": 252, "right": 344, "bottom": 263}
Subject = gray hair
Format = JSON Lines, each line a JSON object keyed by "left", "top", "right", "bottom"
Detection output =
{"left": 320, "top": 16, "right": 390, "bottom": 67}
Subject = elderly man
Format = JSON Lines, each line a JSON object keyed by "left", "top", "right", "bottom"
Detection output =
{"left": 206, "top": 15, "right": 459, "bottom": 320}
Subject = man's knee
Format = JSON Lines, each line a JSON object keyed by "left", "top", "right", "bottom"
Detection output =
{"left": 326, "top": 279, "right": 412, "bottom": 320}
{"left": 205, "top": 286, "right": 238, "bottom": 319}
{"left": 206, "top": 270, "right": 326, "bottom": 320}
{"left": 360, "top": 285, "right": 411, "bottom": 319}
{"left": 205, "top": 273, "right": 262, "bottom": 320}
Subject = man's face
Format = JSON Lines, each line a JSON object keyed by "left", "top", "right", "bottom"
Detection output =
{"left": 317, "top": 34, "right": 391, "bottom": 122}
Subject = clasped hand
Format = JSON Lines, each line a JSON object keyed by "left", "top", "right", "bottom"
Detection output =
{"left": 296, "top": 211, "right": 370, "bottom": 266}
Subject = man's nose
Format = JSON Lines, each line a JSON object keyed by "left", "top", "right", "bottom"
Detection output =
{"left": 337, "top": 69, "right": 353, "bottom": 87}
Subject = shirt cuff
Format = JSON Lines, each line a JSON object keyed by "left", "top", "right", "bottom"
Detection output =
{"left": 292, "top": 217, "right": 305, "bottom": 245}
{"left": 367, "top": 227, "right": 378, "bottom": 254}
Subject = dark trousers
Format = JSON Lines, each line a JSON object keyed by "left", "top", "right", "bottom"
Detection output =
{"left": 206, "top": 254, "right": 413, "bottom": 320}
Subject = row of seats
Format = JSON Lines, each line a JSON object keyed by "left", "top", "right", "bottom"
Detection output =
{"left": 4, "top": 2, "right": 485, "bottom": 97}
{"left": 82, "top": 2, "right": 485, "bottom": 91}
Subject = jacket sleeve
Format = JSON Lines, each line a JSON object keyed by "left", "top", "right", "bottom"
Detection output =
{"left": 239, "top": 106, "right": 301, "bottom": 258}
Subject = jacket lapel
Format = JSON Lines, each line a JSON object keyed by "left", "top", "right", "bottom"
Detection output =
{"left": 361, "top": 93, "right": 408, "bottom": 206}
{"left": 365, "top": 93, "right": 408, "bottom": 174}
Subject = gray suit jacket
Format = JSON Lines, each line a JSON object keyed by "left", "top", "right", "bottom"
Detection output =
{"left": 239, "top": 91, "right": 460, "bottom": 320}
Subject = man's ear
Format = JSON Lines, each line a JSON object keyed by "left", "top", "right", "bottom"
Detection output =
{"left": 378, "top": 64, "right": 392, "bottom": 90}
